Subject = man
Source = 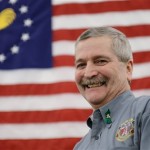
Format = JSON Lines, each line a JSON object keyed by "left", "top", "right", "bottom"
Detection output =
{"left": 73, "top": 26, "right": 150, "bottom": 150}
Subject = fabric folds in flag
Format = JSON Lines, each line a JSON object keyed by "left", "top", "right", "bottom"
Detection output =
{"left": 0, "top": 0, "right": 150, "bottom": 150}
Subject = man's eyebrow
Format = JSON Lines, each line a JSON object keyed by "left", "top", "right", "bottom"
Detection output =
{"left": 93, "top": 55, "right": 110, "bottom": 59}
{"left": 75, "top": 58, "right": 85, "bottom": 65}
{"left": 75, "top": 55, "right": 110, "bottom": 63}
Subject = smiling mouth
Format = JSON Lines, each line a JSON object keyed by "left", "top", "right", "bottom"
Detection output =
{"left": 82, "top": 79, "right": 106, "bottom": 89}
{"left": 87, "top": 82, "right": 105, "bottom": 88}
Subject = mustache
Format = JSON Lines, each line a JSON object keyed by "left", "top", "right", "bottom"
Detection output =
{"left": 80, "top": 76, "right": 107, "bottom": 86}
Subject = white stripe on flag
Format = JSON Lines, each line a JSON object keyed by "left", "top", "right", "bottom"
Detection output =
{"left": 0, "top": 67, "right": 75, "bottom": 84}
{"left": 53, "top": 36, "right": 150, "bottom": 56}
{"left": 133, "top": 89, "right": 150, "bottom": 97}
{"left": 0, "top": 94, "right": 90, "bottom": 111}
{"left": 132, "top": 62, "right": 150, "bottom": 79}
{"left": 0, "top": 122, "right": 88, "bottom": 139}
{"left": 52, "top": 0, "right": 127, "bottom": 5}
{"left": 0, "top": 63, "right": 150, "bottom": 84}
{"left": 53, "top": 10, "right": 150, "bottom": 30}
{"left": 0, "top": 90, "right": 149, "bottom": 112}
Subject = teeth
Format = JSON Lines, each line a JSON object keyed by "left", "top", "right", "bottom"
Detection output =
{"left": 87, "top": 82, "right": 103, "bottom": 88}
{"left": 88, "top": 84, "right": 98, "bottom": 88}
{"left": 81, "top": 78, "right": 107, "bottom": 89}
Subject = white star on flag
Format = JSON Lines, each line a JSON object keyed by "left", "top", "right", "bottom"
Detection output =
{"left": 0, "top": 54, "right": 6, "bottom": 63}
{"left": 10, "top": 45, "right": 20, "bottom": 54}
{"left": 9, "top": 0, "right": 18, "bottom": 5}
{"left": 21, "top": 33, "right": 30, "bottom": 41}
{"left": 19, "top": 5, "right": 28, "bottom": 14}
{"left": 24, "top": 19, "right": 33, "bottom": 27}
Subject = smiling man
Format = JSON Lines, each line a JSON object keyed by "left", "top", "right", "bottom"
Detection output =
{"left": 73, "top": 27, "right": 150, "bottom": 150}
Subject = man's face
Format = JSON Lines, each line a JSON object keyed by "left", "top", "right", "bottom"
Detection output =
{"left": 75, "top": 36, "right": 133, "bottom": 109}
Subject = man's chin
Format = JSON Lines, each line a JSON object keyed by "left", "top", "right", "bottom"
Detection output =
{"left": 87, "top": 98, "right": 104, "bottom": 106}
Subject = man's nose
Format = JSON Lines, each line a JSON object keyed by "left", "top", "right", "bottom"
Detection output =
{"left": 84, "top": 63, "right": 98, "bottom": 78}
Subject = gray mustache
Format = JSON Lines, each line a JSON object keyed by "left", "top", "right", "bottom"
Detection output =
{"left": 80, "top": 77, "right": 107, "bottom": 85}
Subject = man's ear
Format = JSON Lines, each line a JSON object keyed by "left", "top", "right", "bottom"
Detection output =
{"left": 126, "top": 60, "right": 133, "bottom": 84}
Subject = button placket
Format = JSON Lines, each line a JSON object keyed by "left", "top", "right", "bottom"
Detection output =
{"left": 91, "top": 109, "right": 103, "bottom": 140}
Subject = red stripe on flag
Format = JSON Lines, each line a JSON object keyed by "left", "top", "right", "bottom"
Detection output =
{"left": 0, "top": 78, "right": 149, "bottom": 96}
{"left": 53, "top": 55, "right": 75, "bottom": 67}
{"left": 131, "top": 77, "right": 150, "bottom": 90}
{"left": 53, "top": 25, "right": 150, "bottom": 41}
{"left": 0, "top": 109, "right": 92, "bottom": 123}
{"left": 53, "top": 0, "right": 150, "bottom": 16}
{"left": 0, "top": 138, "right": 80, "bottom": 150}
{"left": 54, "top": 52, "right": 150, "bottom": 67}
{"left": 0, "top": 82, "right": 78, "bottom": 96}
{"left": 133, "top": 51, "right": 150, "bottom": 63}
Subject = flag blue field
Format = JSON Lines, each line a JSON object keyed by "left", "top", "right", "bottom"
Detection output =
{"left": 0, "top": 0, "right": 52, "bottom": 69}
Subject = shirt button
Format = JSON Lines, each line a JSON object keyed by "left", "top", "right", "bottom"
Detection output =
{"left": 95, "top": 136, "right": 99, "bottom": 140}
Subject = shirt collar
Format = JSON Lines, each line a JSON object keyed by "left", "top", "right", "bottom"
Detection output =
{"left": 87, "top": 90, "right": 135, "bottom": 129}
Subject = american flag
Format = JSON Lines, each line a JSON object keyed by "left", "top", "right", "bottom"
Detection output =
{"left": 0, "top": 0, "right": 150, "bottom": 150}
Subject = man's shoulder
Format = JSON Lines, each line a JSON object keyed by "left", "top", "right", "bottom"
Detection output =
{"left": 133, "top": 95, "right": 150, "bottom": 114}
{"left": 134, "top": 95, "right": 150, "bottom": 105}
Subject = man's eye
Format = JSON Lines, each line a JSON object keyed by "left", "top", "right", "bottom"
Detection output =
{"left": 95, "top": 59, "right": 108, "bottom": 65}
{"left": 76, "top": 63, "right": 86, "bottom": 69}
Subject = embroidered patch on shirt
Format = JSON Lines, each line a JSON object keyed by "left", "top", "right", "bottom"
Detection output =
{"left": 116, "top": 118, "right": 134, "bottom": 141}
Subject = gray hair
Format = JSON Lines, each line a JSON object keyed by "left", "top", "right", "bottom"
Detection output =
{"left": 75, "top": 26, "right": 133, "bottom": 62}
